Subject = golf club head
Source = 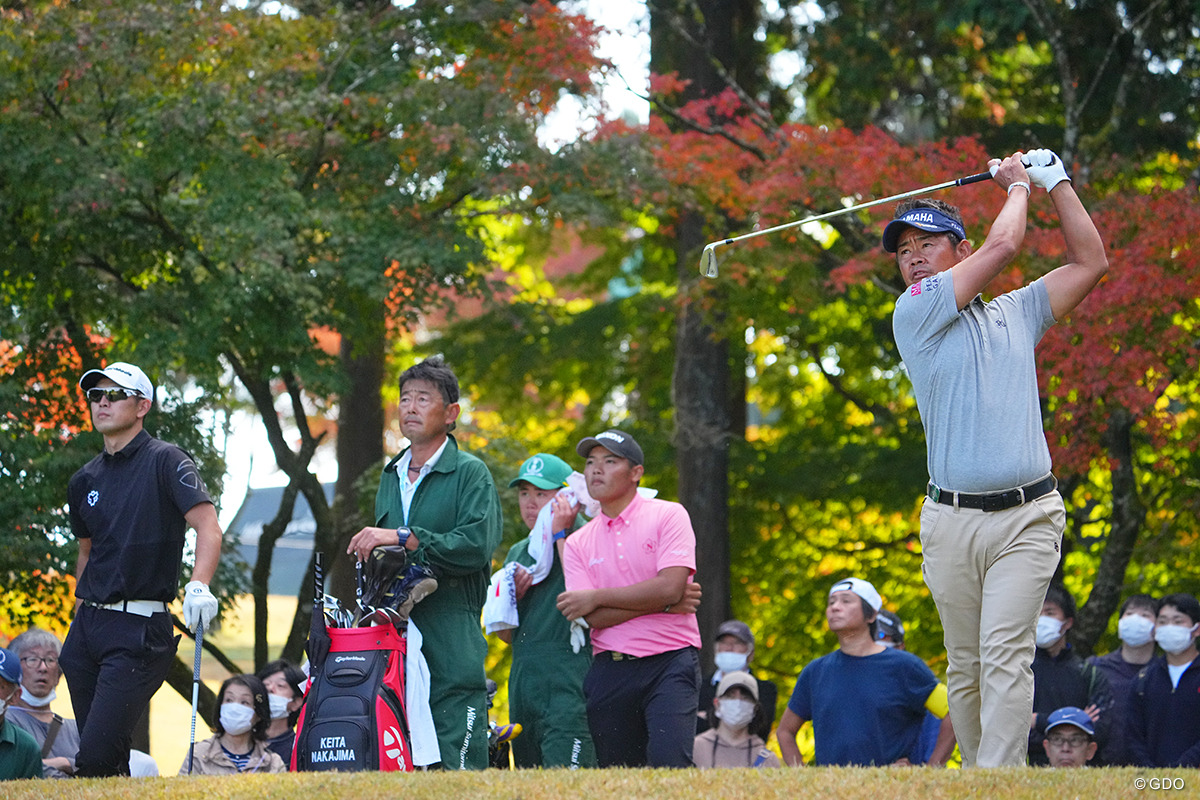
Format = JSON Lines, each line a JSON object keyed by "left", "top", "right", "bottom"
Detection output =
{"left": 700, "top": 244, "right": 719, "bottom": 278}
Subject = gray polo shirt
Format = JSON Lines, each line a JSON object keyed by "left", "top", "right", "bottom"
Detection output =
{"left": 893, "top": 270, "right": 1055, "bottom": 493}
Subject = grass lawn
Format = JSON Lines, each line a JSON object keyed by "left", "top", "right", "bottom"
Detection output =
{"left": 3, "top": 765, "right": 1194, "bottom": 799}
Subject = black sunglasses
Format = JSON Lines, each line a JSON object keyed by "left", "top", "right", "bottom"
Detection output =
{"left": 86, "top": 387, "right": 143, "bottom": 403}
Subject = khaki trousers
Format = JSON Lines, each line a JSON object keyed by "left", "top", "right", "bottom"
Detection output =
{"left": 919, "top": 491, "right": 1065, "bottom": 767}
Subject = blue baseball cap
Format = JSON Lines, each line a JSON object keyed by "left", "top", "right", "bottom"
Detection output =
{"left": 0, "top": 648, "right": 21, "bottom": 684}
{"left": 882, "top": 207, "right": 967, "bottom": 253}
{"left": 1045, "top": 706, "right": 1094, "bottom": 737}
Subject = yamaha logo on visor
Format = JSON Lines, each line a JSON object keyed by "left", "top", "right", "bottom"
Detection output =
{"left": 882, "top": 208, "right": 966, "bottom": 253}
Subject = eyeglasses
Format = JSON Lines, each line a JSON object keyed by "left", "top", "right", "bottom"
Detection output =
{"left": 1046, "top": 734, "right": 1090, "bottom": 749}
{"left": 86, "top": 387, "right": 143, "bottom": 404}
{"left": 20, "top": 656, "right": 59, "bottom": 668}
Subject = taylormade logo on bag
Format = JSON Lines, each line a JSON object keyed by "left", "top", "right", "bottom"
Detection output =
{"left": 334, "top": 655, "right": 367, "bottom": 663}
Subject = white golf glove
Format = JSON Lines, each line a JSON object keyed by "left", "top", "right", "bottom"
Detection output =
{"left": 182, "top": 581, "right": 218, "bottom": 633}
{"left": 1023, "top": 148, "right": 1071, "bottom": 191}
{"left": 570, "top": 618, "right": 588, "bottom": 654}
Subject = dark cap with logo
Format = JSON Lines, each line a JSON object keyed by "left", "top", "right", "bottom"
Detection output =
{"left": 882, "top": 207, "right": 967, "bottom": 253}
{"left": 575, "top": 429, "right": 644, "bottom": 466}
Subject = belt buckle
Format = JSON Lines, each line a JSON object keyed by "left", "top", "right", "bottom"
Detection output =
{"left": 929, "top": 485, "right": 941, "bottom": 503}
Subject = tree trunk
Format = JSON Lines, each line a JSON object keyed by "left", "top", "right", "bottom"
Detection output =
{"left": 650, "top": 0, "right": 763, "bottom": 664}
{"left": 1073, "top": 408, "right": 1144, "bottom": 655}
{"left": 326, "top": 329, "right": 386, "bottom": 615}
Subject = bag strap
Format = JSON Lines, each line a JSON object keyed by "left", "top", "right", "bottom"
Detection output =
{"left": 41, "top": 714, "right": 63, "bottom": 758}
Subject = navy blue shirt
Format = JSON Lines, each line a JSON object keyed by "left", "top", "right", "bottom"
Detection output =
{"left": 68, "top": 429, "right": 213, "bottom": 603}
{"left": 787, "top": 647, "right": 938, "bottom": 766}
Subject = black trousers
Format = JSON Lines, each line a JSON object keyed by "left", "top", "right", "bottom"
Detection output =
{"left": 583, "top": 646, "right": 700, "bottom": 768}
{"left": 60, "top": 604, "right": 179, "bottom": 777}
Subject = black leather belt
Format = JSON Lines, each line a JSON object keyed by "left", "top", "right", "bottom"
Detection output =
{"left": 927, "top": 475, "right": 1057, "bottom": 512}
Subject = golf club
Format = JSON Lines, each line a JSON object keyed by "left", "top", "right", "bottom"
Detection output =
{"left": 699, "top": 169, "right": 993, "bottom": 277}
{"left": 187, "top": 619, "right": 204, "bottom": 775}
{"left": 355, "top": 557, "right": 365, "bottom": 625}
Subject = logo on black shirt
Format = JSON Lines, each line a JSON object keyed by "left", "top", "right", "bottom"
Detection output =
{"left": 176, "top": 459, "right": 202, "bottom": 490}
{"left": 87, "top": 490, "right": 99, "bottom": 507}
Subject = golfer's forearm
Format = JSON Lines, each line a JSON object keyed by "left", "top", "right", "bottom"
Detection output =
{"left": 187, "top": 503, "right": 223, "bottom": 585}
{"left": 590, "top": 567, "right": 689, "bottom": 612}
{"left": 583, "top": 607, "right": 645, "bottom": 629}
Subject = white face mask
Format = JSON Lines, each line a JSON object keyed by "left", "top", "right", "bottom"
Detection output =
{"left": 1036, "top": 616, "right": 1065, "bottom": 649}
{"left": 714, "top": 697, "right": 755, "bottom": 729}
{"left": 714, "top": 651, "right": 748, "bottom": 674}
{"left": 1154, "top": 623, "right": 1198, "bottom": 655}
{"left": 0, "top": 685, "right": 17, "bottom": 718}
{"left": 267, "top": 693, "right": 291, "bottom": 721}
{"left": 1117, "top": 615, "right": 1155, "bottom": 648}
{"left": 20, "top": 686, "right": 55, "bottom": 708}
{"left": 219, "top": 702, "right": 256, "bottom": 735}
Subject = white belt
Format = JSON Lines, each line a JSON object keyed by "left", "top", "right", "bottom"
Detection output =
{"left": 85, "top": 599, "right": 168, "bottom": 617}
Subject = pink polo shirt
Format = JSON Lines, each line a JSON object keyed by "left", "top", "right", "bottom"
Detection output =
{"left": 562, "top": 492, "right": 702, "bottom": 657}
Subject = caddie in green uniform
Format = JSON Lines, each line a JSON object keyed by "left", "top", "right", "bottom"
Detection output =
{"left": 348, "top": 356, "right": 502, "bottom": 770}
{"left": 495, "top": 454, "right": 595, "bottom": 768}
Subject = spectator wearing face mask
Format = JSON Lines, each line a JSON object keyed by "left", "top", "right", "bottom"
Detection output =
{"left": 255, "top": 660, "right": 306, "bottom": 767}
{"left": 696, "top": 620, "right": 777, "bottom": 742}
{"left": 4, "top": 628, "right": 83, "bottom": 779}
{"left": 1085, "top": 594, "right": 1159, "bottom": 765}
{"left": 693, "top": 672, "right": 780, "bottom": 769}
{"left": 1126, "top": 592, "right": 1200, "bottom": 767}
{"left": 1028, "top": 584, "right": 1112, "bottom": 765}
{"left": 179, "top": 674, "right": 286, "bottom": 775}
{"left": 0, "top": 648, "right": 42, "bottom": 781}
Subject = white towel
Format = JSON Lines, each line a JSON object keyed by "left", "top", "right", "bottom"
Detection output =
{"left": 482, "top": 562, "right": 520, "bottom": 634}
{"left": 563, "top": 472, "right": 601, "bottom": 518}
{"left": 405, "top": 619, "right": 441, "bottom": 767}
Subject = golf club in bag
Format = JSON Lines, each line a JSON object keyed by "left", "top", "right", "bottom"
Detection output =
{"left": 699, "top": 169, "right": 994, "bottom": 277}
{"left": 292, "top": 551, "right": 414, "bottom": 772}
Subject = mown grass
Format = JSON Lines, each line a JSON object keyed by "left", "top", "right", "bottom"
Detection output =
{"left": 4, "top": 767, "right": 1195, "bottom": 800}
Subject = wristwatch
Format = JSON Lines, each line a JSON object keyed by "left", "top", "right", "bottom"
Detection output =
{"left": 397, "top": 526, "right": 412, "bottom": 548}
{"left": 552, "top": 530, "right": 568, "bottom": 542}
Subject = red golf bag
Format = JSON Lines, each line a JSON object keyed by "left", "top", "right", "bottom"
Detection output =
{"left": 292, "top": 624, "right": 413, "bottom": 772}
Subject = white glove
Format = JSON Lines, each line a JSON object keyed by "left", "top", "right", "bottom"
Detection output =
{"left": 1023, "top": 148, "right": 1070, "bottom": 191}
{"left": 570, "top": 618, "right": 588, "bottom": 654}
{"left": 182, "top": 580, "right": 218, "bottom": 633}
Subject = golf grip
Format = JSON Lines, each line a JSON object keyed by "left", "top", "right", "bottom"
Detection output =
{"left": 956, "top": 171, "right": 993, "bottom": 186}
{"left": 314, "top": 550, "right": 323, "bottom": 609}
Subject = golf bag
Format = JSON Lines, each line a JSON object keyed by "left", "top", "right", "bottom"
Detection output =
{"left": 292, "top": 624, "right": 414, "bottom": 772}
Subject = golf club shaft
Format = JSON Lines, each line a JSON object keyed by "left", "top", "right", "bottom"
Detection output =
{"left": 714, "top": 170, "right": 991, "bottom": 249}
{"left": 188, "top": 619, "right": 204, "bottom": 775}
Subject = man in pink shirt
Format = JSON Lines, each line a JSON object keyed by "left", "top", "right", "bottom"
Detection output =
{"left": 556, "top": 429, "right": 703, "bottom": 767}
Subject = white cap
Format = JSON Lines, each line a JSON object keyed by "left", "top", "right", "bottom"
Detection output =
{"left": 79, "top": 362, "right": 154, "bottom": 399}
{"left": 829, "top": 577, "right": 882, "bottom": 612}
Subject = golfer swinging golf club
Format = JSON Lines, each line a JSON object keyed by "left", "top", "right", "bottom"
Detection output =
{"left": 886, "top": 149, "right": 1107, "bottom": 767}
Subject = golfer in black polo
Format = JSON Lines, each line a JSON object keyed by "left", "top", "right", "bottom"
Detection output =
{"left": 59, "top": 362, "right": 222, "bottom": 777}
